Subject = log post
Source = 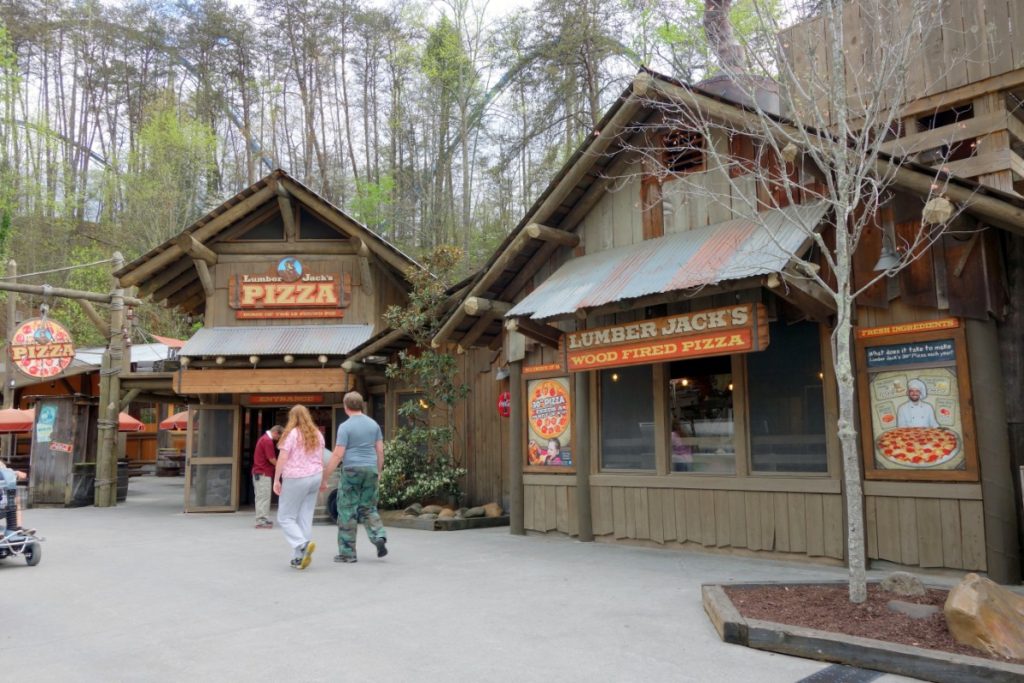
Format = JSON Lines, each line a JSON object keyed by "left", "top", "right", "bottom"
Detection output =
{"left": 574, "top": 370, "right": 593, "bottom": 541}
{"left": 509, "top": 358, "right": 524, "bottom": 535}
{"left": 2, "top": 259, "right": 15, "bottom": 459}
{"left": 95, "top": 252, "right": 125, "bottom": 507}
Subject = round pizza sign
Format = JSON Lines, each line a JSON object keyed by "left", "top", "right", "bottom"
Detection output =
{"left": 528, "top": 380, "right": 570, "bottom": 440}
{"left": 9, "top": 318, "right": 76, "bottom": 378}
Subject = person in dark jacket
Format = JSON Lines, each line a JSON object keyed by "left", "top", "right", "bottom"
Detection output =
{"left": 252, "top": 425, "right": 283, "bottom": 528}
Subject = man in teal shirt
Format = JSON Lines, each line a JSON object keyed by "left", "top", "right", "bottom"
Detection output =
{"left": 322, "top": 391, "right": 388, "bottom": 562}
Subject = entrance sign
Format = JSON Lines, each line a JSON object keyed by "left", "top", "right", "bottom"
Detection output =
{"left": 228, "top": 258, "right": 351, "bottom": 320}
{"left": 244, "top": 394, "right": 325, "bottom": 405}
{"left": 9, "top": 318, "right": 76, "bottom": 378}
{"left": 566, "top": 303, "right": 768, "bottom": 372}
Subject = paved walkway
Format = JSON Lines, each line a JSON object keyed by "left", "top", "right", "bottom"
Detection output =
{"left": 5, "top": 476, "right": 922, "bottom": 682}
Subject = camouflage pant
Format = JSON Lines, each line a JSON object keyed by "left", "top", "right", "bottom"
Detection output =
{"left": 336, "top": 467, "right": 386, "bottom": 558}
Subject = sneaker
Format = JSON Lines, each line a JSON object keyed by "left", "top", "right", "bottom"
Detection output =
{"left": 300, "top": 541, "right": 316, "bottom": 569}
{"left": 255, "top": 521, "right": 273, "bottom": 529}
{"left": 373, "top": 538, "right": 388, "bottom": 558}
{"left": 333, "top": 554, "right": 357, "bottom": 563}
{"left": 289, "top": 557, "right": 302, "bottom": 569}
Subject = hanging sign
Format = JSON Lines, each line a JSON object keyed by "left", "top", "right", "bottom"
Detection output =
{"left": 565, "top": 303, "right": 768, "bottom": 372}
{"left": 228, "top": 258, "right": 351, "bottom": 320}
{"left": 496, "top": 391, "right": 511, "bottom": 418}
{"left": 9, "top": 318, "right": 76, "bottom": 378}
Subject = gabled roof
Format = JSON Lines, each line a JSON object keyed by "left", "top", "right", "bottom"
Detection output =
{"left": 114, "top": 169, "right": 422, "bottom": 315}
{"left": 433, "top": 67, "right": 1024, "bottom": 349}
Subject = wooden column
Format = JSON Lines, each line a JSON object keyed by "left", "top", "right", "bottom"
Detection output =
{"left": 966, "top": 318, "right": 1021, "bottom": 583}
{"left": 509, "top": 359, "right": 524, "bottom": 535}
{"left": 2, "top": 259, "right": 15, "bottom": 458}
{"left": 574, "top": 370, "right": 593, "bottom": 541}
{"left": 95, "top": 252, "right": 125, "bottom": 507}
{"left": 998, "top": 233, "right": 1024, "bottom": 577}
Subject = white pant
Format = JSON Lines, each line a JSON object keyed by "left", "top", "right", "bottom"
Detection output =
{"left": 276, "top": 473, "right": 320, "bottom": 556}
{"left": 253, "top": 474, "right": 272, "bottom": 522}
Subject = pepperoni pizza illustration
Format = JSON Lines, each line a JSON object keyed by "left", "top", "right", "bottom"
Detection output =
{"left": 528, "top": 380, "right": 570, "bottom": 440}
{"left": 876, "top": 427, "right": 959, "bottom": 468}
{"left": 9, "top": 318, "right": 75, "bottom": 379}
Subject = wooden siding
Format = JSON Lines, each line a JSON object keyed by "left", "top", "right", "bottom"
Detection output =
{"left": 457, "top": 347, "right": 509, "bottom": 507}
{"left": 865, "top": 495, "right": 987, "bottom": 571}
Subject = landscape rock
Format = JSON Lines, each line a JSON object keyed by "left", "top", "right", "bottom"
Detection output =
{"left": 421, "top": 505, "right": 444, "bottom": 515}
{"left": 438, "top": 508, "right": 456, "bottom": 519}
{"left": 418, "top": 512, "right": 438, "bottom": 520}
{"left": 463, "top": 506, "right": 486, "bottom": 518}
{"left": 944, "top": 572, "right": 1024, "bottom": 659}
{"left": 483, "top": 502, "right": 503, "bottom": 518}
{"left": 880, "top": 571, "right": 926, "bottom": 598}
{"left": 887, "top": 600, "right": 940, "bottom": 620}
{"left": 403, "top": 503, "right": 423, "bottom": 516}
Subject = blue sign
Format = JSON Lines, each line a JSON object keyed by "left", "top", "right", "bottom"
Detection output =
{"left": 865, "top": 339, "right": 955, "bottom": 370}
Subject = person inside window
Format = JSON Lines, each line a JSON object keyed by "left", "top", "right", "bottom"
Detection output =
{"left": 671, "top": 421, "right": 694, "bottom": 472}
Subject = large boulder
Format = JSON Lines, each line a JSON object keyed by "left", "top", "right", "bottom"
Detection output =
{"left": 421, "top": 505, "right": 444, "bottom": 515}
{"left": 438, "top": 508, "right": 456, "bottom": 519}
{"left": 483, "top": 502, "right": 503, "bottom": 518}
{"left": 944, "top": 573, "right": 1024, "bottom": 659}
{"left": 880, "top": 571, "right": 926, "bottom": 598}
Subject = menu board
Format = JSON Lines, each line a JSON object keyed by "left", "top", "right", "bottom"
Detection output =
{"left": 856, "top": 322, "right": 978, "bottom": 482}
{"left": 525, "top": 377, "right": 573, "bottom": 469}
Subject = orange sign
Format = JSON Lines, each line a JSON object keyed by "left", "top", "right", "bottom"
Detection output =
{"left": 9, "top": 318, "right": 75, "bottom": 378}
{"left": 857, "top": 318, "right": 959, "bottom": 339}
{"left": 566, "top": 304, "right": 766, "bottom": 372}
{"left": 527, "top": 379, "right": 570, "bottom": 440}
{"left": 228, "top": 258, "right": 351, "bottom": 320}
{"left": 245, "top": 394, "right": 325, "bottom": 405}
{"left": 523, "top": 362, "right": 564, "bottom": 375}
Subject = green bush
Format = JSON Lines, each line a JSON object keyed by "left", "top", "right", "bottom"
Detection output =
{"left": 379, "top": 425, "right": 467, "bottom": 509}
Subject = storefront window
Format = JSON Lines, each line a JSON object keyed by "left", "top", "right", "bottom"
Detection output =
{"left": 668, "top": 356, "right": 734, "bottom": 473}
{"left": 599, "top": 365, "right": 655, "bottom": 470}
{"left": 747, "top": 321, "right": 827, "bottom": 473}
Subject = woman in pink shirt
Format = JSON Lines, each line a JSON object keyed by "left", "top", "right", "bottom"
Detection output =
{"left": 273, "top": 405, "right": 324, "bottom": 570}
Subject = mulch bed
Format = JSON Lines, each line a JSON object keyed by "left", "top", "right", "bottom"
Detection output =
{"left": 724, "top": 584, "right": 1024, "bottom": 665}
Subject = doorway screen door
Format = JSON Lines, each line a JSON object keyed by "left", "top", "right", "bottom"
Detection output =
{"left": 184, "top": 406, "right": 240, "bottom": 512}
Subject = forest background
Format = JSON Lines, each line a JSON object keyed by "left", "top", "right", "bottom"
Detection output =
{"left": 0, "top": 0, "right": 803, "bottom": 343}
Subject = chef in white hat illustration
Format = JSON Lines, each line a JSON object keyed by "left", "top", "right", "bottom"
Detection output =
{"left": 896, "top": 378, "right": 939, "bottom": 428}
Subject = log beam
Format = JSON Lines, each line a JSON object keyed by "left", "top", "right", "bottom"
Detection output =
{"left": 0, "top": 281, "right": 142, "bottom": 307}
{"left": 464, "top": 296, "right": 512, "bottom": 317}
{"left": 457, "top": 313, "right": 498, "bottom": 354}
{"left": 137, "top": 258, "right": 193, "bottom": 299}
{"left": 524, "top": 223, "right": 580, "bottom": 247}
{"left": 499, "top": 241, "right": 560, "bottom": 301}
{"left": 354, "top": 238, "right": 374, "bottom": 296}
{"left": 193, "top": 259, "right": 215, "bottom": 299}
{"left": 767, "top": 271, "right": 836, "bottom": 323}
{"left": 77, "top": 300, "right": 108, "bottom": 338}
{"left": 152, "top": 270, "right": 195, "bottom": 303}
{"left": 175, "top": 234, "right": 218, "bottom": 265}
{"left": 505, "top": 318, "right": 562, "bottom": 349}
{"left": 344, "top": 327, "right": 407, "bottom": 364}
{"left": 277, "top": 183, "right": 298, "bottom": 240}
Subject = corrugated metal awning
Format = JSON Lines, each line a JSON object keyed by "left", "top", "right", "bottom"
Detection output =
{"left": 507, "top": 202, "right": 828, "bottom": 320}
{"left": 180, "top": 324, "right": 374, "bottom": 357}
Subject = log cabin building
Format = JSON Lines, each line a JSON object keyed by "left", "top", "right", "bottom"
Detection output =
{"left": 432, "top": 4, "right": 1024, "bottom": 583}
{"left": 113, "top": 169, "right": 505, "bottom": 512}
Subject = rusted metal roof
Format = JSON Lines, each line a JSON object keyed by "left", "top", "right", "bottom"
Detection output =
{"left": 179, "top": 324, "right": 374, "bottom": 357}
{"left": 507, "top": 201, "right": 829, "bottom": 321}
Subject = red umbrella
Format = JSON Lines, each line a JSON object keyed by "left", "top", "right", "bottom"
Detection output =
{"left": 158, "top": 410, "right": 191, "bottom": 431}
{"left": 118, "top": 412, "right": 146, "bottom": 432}
{"left": 0, "top": 408, "right": 35, "bottom": 433}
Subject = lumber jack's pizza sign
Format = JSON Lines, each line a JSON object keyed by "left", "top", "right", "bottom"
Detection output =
{"left": 9, "top": 318, "right": 76, "bottom": 378}
{"left": 565, "top": 303, "right": 768, "bottom": 372}
{"left": 228, "top": 258, "right": 351, "bottom": 320}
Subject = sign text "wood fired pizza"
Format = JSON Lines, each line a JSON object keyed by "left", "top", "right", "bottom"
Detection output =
{"left": 566, "top": 304, "right": 766, "bottom": 372}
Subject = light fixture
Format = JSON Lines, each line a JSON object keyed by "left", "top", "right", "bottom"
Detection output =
{"left": 681, "top": 378, "right": 689, "bottom": 387}
{"left": 215, "top": 356, "right": 226, "bottom": 365}
{"left": 495, "top": 367, "right": 510, "bottom": 381}
{"left": 728, "top": 383, "right": 734, "bottom": 391}
{"left": 284, "top": 354, "right": 294, "bottom": 364}
{"left": 418, "top": 398, "right": 429, "bottom": 410}
{"left": 249, "top": 355, "right": 260, "bottom": 368}
{"left": 180, "top": 356, "right": 190, "bottom": 367}
{"left": 873, "top": 231, "right": 900, "bottom": 272}
{"left": 611, "top": 372, "right": 620, "bottom": 382}
{"left": 817, "top": 371, "right": 824, "bottom": 380}
{"left": 318, "top": 354, "right": 328, "bottom": 366}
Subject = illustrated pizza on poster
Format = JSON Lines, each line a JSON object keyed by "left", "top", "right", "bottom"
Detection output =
{"left": 526, "top": 377, "right": 573, "bottom": 468}
{"left": 868, "top": 366, "right": 965, "bottom": 471}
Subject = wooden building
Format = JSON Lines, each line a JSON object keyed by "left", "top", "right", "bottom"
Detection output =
{"left": 432, "top": 6, "right": 1024, "bottom": 583}
{"left": 114, "top": 170, "right": 506, "bottom": 511}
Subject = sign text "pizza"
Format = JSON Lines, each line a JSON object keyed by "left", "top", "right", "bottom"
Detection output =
{"left": 238, "top": 281, "right": 340, "bottom": 308}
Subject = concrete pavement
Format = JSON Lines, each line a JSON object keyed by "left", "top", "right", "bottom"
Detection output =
{"left": 4, "top": 476, "right": 921, "bottom": 682}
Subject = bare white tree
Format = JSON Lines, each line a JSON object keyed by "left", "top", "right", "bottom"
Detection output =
{"left": 627, "top": 0, "right": 980, "bottom": 602}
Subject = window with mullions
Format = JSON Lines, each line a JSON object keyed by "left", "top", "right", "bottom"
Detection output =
{"left": 746, "top": 321, "right": 827, "bottom": 473}
{"left": 668, "top": 355, "right": 735, "bottom": 473}
{"left": 599, "top": 365, "right": 655, "bottom": 470}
